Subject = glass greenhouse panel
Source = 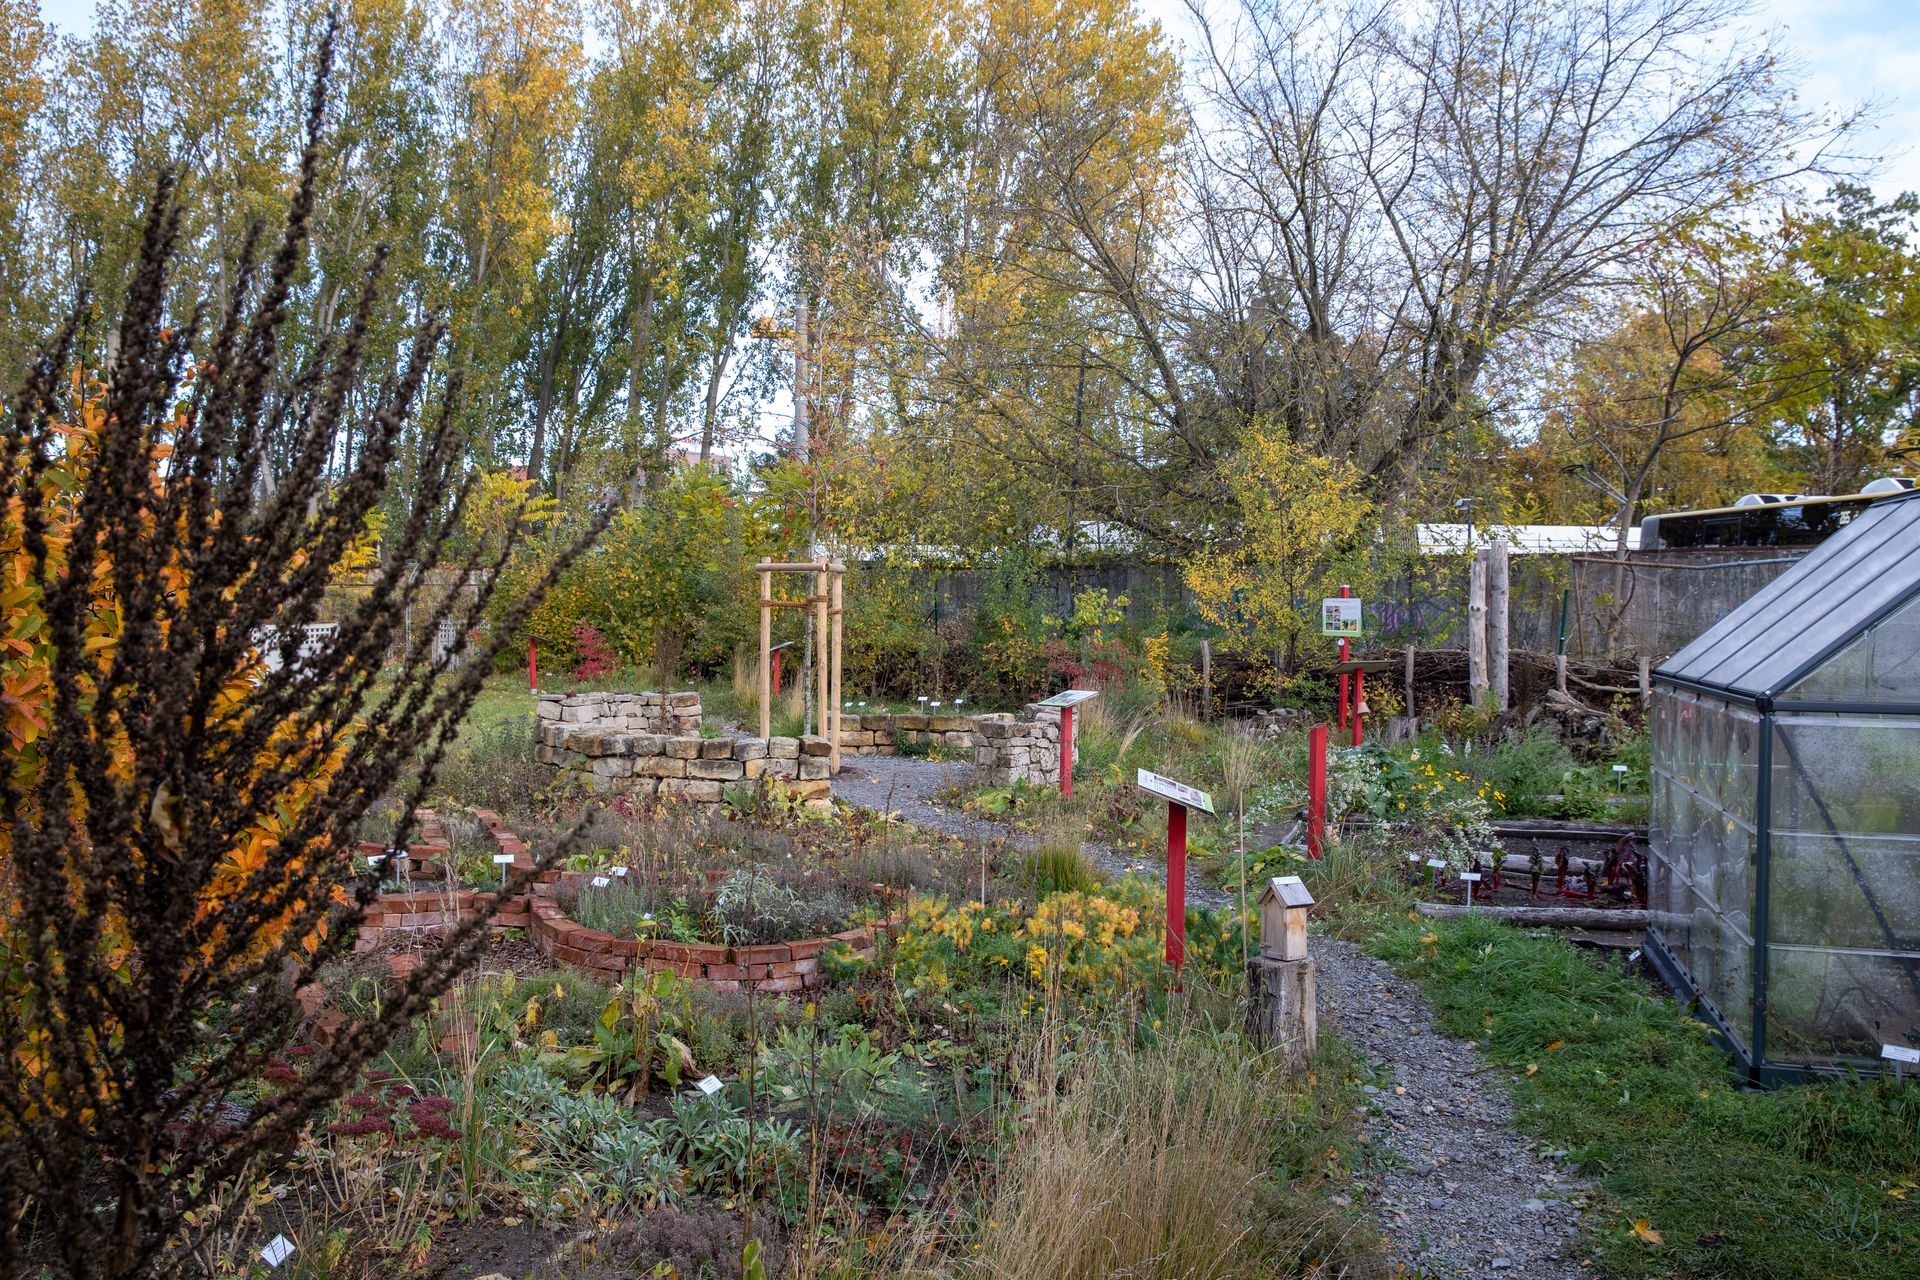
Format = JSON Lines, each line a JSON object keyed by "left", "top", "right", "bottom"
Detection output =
{"left": 1787, "top": 591, "right": 1920, "bottom": 703}
{"left": 1764, "top": 945, "right": 1920, "bottom": 1066}
{"left": 1769, "top": 716, "right": 1920, "bottom": 842}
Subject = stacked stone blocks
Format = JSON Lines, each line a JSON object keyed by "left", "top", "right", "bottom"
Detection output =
{"left": 972, "top": 706, "right": 1063, "bottom": 787}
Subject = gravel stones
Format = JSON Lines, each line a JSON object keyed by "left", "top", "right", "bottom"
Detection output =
{"left": 1315, "top": 935, "right": 1596, "bottom": 1278}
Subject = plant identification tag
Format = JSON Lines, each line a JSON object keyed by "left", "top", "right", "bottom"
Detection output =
{"left": 1459, "top": 872, "right": 1482, "bottom": 882}
{"left": 1883, "top": 1044, "right": 1920, "bottom": 1065}
{"left": 1425, "top": 858, "right": 1447, "bottom": 870}
{"left": 611, "top": 866, "right": 629, "bottom": 877}
{"left": 260, "top": 1236, "right": 296, "bottom": 1268}
{"left": 697, "top": 1075, "right": 724, "bottom": 1096}
{"left": 492, "top": 854, "right": 514, "bottom": 865}
{"left": 591, "top": 876, "right": 611, "bottom": 888}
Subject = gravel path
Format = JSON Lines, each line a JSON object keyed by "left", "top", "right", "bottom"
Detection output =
{"left": 836, "top": 757, "right": 1588, "bottom": 1276}
{"left": 830, "top": 755, "right": 1229, "bottom": 908}
{"left": 1315, "top": 935, "right": 1596, "bottom": 1278}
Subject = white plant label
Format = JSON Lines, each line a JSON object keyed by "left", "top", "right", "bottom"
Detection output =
{"left": 1882, "top": 1044, "right": 1920, "bottom": 1065}
{"left": 491, "top": 854, "right": 514, "bottom": 865}
{"left": 1425, "top": 858, "right": 1447, "bottom": 870}
{"left": 1628, "top": 949, "right": 1643, "bottom": 963}
{"left": 611, "top": 866, "right": 628, "bottom": 877}
{"left": 260, "top": 1236, "right": 296, "bottom": 1268}
{"left": 1612, "top": 764, "right": 1629, "bottom": 774}
{"left": 591, "top": 876, "right": 611, "bottom": 888}
{"left": 1459, "top": 872, "right": 1482, "bottom": 882}
{"left": 697, "top": 1074, "right": 724, "bottom": 1095}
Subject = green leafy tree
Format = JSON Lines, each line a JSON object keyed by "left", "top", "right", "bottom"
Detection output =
{"left": 1757, "top": 184, "right": 1920, "bottom": 493}
{"left": 1183, "top": 424, "right": 1374, "bottom": 677}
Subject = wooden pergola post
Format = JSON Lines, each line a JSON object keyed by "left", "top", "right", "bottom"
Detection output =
{"left": 755, "top": 558, "right": 846, "bottom": 772}
{"left": 829, "top": 562, "right": 844, "bottom": 772}
{"left": 813, "top": 561, "right": 828, "bottom": 745}
{"left": 758, "top": 558, "right": 773, "bottom": 740}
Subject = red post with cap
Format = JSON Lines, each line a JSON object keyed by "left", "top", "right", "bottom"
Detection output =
{"left": 528, "top": 638, "right": 538, "bottom": 695}
{"left": 1060, "top": 704, "right": 1075, "bottom": 798}
{"left": 1165, "top": 801, "right": 1187, "bottom": 969}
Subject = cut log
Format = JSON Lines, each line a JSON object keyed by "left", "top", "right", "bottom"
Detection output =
{"left": 1416, "top": 902, "right": 1649, "bottom": 929}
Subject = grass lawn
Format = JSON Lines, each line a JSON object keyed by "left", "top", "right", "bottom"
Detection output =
{"left": 1369, "top": 914, "right": 1920, "bottom": 1280}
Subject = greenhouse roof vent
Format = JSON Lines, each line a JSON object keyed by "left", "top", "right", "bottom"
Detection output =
{"left": 1655, "top": 489, "right": 1920, "bottom": 708}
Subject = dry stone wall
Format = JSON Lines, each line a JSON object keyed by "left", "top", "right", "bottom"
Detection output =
{"left": 536, "top": 721, "right": 836, "bottom": 807}
{"left": 535, "top": 691, "right": 701, "bottom": 734}
{"left": 973, "top": 706, "right": 1063, "bottom": 786}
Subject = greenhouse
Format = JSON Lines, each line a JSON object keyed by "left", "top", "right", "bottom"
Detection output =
{"left": 1648, "top": 489, "right": 1920, "bottom": 1084}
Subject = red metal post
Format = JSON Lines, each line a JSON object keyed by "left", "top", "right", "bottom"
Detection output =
{"left": 1060, "top": 704, "right": 1075, "bottom": 798}
{"left": 1336, "top": 583, "right": 1352, "bottom": 729}
{"left": 1307, "top": 722, "right": 1327, "bottom": 859}
{"left": 772, "top": 648, "right": 783, "bottom": 697}
{"left": 528, "top": 638, "right": 538, "bottom": 694}
{"left": 1352, "top": 668, "right": 1365, "bottom": 747}
{"left": 1165, "top": 801, "right": 1187, "bottom": 969}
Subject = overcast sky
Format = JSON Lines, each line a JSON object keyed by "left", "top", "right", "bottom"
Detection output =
{"left": 31, "top": 0, "right": 1920, "bottom": 199}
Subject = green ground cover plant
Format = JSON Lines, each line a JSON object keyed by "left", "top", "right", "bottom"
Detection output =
{"left": 1369, "top": 915, "right": 1920, "bottom": 1280}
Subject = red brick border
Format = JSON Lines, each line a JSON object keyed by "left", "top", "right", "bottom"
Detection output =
{"left": 529, "top": 871, "right": 883, "bottom": 992}
{"left": 353, "top": 809, "right": 544, "bottom": 951}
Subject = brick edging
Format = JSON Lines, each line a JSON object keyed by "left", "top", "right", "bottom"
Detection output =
{"left": 529, "top": 872, "right": 884, "bottom": 993}
{"left": 352, "top": 808, "right": 545, "bottom": 950}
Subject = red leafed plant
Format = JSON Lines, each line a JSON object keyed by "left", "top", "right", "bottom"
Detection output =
{"left": 571, "top": 622, "right": 622, "bottom": 681}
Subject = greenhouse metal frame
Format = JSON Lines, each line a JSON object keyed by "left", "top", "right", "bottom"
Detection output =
{"left": 1648, "top": 489, "right": 1920, "bottom": 1085}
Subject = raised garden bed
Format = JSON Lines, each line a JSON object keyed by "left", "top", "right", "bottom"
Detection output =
{"left": 353, "top": 808, "right": 545, "bottom": 950}
{"left": 528, "top": 879, "right": 882, "bottom": 992}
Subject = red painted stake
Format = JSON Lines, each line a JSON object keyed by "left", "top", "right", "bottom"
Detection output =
{"left": 772, "top": 648, "right": 783, "bottom": 697}
{"left": 1165, "top": 801, "right": 1187, "bottom": 969}
{"left": 528, "top": 638, "right": 538, "bottom": 694}
{"left": 1307, "top": 722, "right": 1327, "bottom": 859}
{"left": 1352, "top": 667, "right": 1366, "bottom": 747}
{"left": 1060, "top": 704, "right": 1075, "bottom": 798}
{"left": 1336, "top": 584, "right": 1352, "bottom": 729}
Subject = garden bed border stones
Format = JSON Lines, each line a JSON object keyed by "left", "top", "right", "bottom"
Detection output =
{"left": 527, "top": 872, "right": 882, "bottom": 992}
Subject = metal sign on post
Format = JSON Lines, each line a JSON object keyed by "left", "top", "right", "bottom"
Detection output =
{"left": 1136, "top": 770, "right": 1214, "bottom": 974}
{"left": 1037, "top": 689, "right": 1100, "bottom": 798}
{"left": 1320, "top": 596, "right": 1363, "bottom": 637}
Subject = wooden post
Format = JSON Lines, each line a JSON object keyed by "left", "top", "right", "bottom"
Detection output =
{"left": 1404, "top": 645, "right": 1416, "bottom": 712}
{"left": 1248, "top": 877, "right": 1317, "bottom": 1063}
{"left": 814, "top": 561, "right": 829, "bottom": 748}
{"left": 829, "top": 564, "right": 844, "bottom": 773}
{"left": 758, "top": 559, "right": 772, "bottom": 740}
{"left": 1467, "top": 549, "right": 1490, "bottom": 707}
{"left": 1638, "top": 656, "right": 1653, "bottom": 708}
{"left": 1199, "top": 639, "right": 1212, "bottom": 720}
{"left": 1489, "top": 539, "right": 1511, "bottom": 712}
{"left": 1555, "top": 654, "right": 1568, "bottom": 695}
